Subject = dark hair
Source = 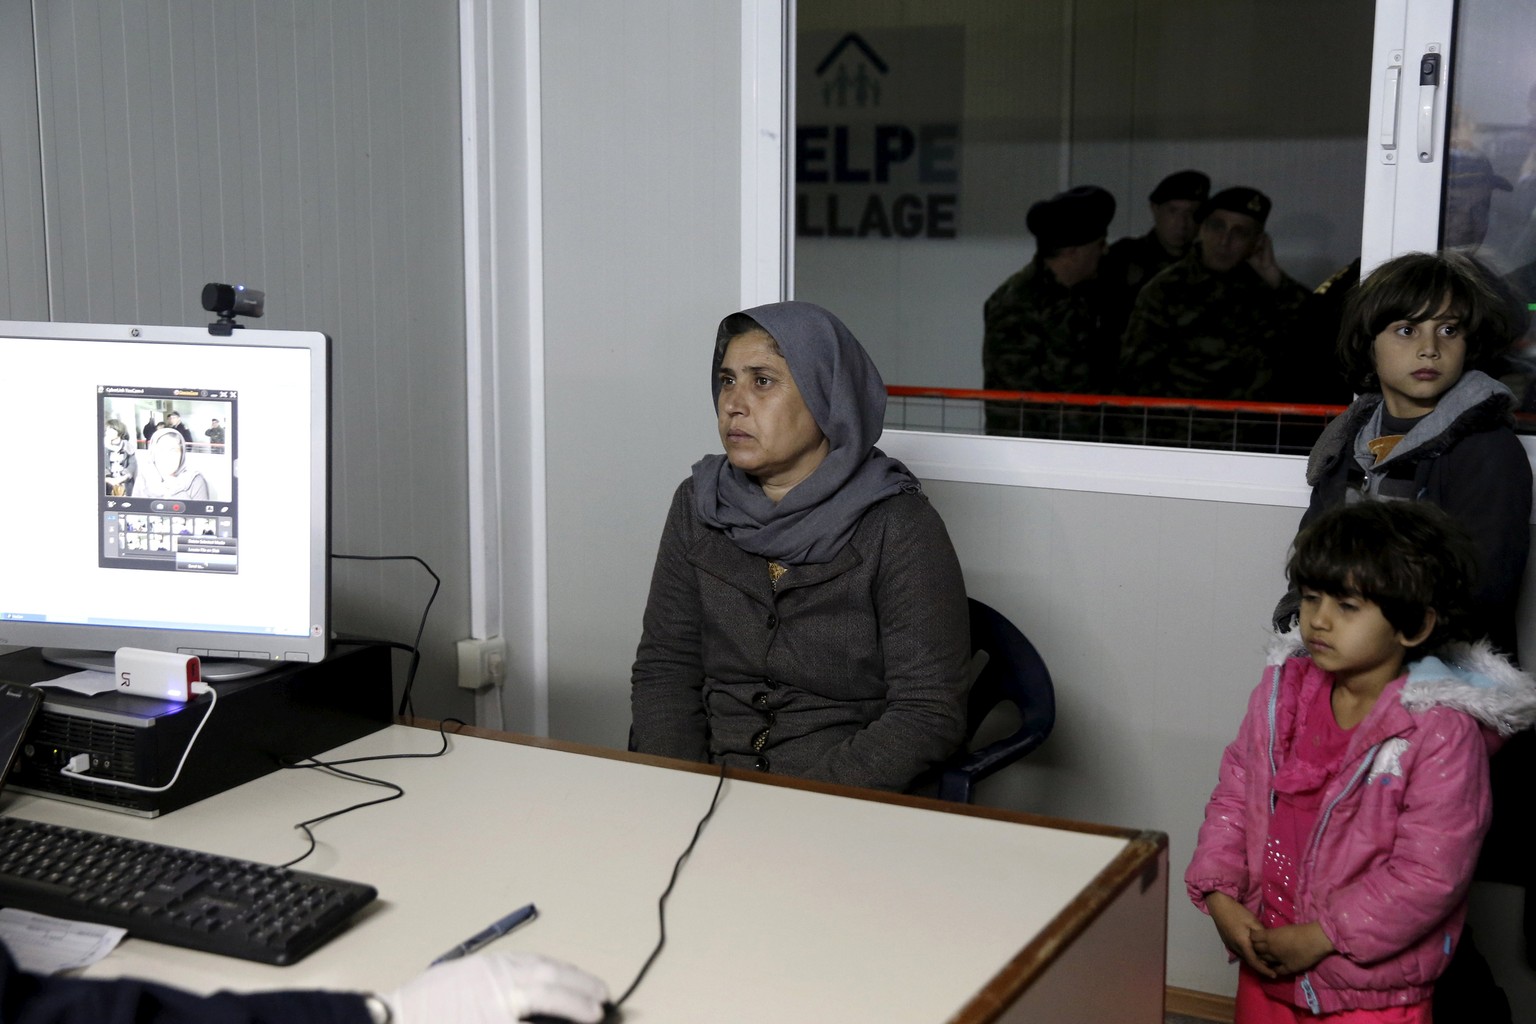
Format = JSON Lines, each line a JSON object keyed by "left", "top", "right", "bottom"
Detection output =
{"left": 1335, "top": 250, "right": 1524, "bottom": 390}
{"left": 1287, "top": 501, "right": 1478, "bottom": 649}
{"left": 105, "top": 418, "right": 128, "bottom": 439}
{"left": 717, "top": 313, "right": 781, "bottom": 356}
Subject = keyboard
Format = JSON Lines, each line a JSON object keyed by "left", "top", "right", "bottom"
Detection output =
{"left": 0, "top": 817, "right": 378, "bottom": 965}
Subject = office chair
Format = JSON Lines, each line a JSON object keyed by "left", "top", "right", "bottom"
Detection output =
{"left": 925, "top": 598, "right": 1055, "bottom": 804}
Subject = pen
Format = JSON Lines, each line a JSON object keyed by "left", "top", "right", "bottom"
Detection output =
{"left": 430, "top": 903, "right": 538, "bottom": 966}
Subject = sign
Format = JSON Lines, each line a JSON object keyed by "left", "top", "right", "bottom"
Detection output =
{"left": 797, "top": 28, "right": 965, "bottom": 240}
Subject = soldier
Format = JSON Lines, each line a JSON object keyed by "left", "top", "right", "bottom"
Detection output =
{"left": 1100, "top": 169, "right": 1210, "bottom": 337}
{"left": 1119, "top": 186, "right": 1310, "bottom": 411}
{"left": 982, "top": 184, "right": 1117, "bottom": 437}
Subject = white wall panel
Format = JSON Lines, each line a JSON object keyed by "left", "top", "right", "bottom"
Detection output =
{"left": 919, "top": 479, "right": 1296, "bottom": 996}
{"left": 539, "top": 1, "right": 743, "bottom": 745}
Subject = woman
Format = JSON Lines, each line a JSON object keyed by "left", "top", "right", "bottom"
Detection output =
{"left": 132, "top": 427, "right": 210, "bottom": 501}
{"left": 630, "top": 301, "right": 971, "bottom": 790}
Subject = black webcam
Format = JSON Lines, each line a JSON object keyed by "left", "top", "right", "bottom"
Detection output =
{"left": 202, "top": 283, "right": 265, "bottom": 335}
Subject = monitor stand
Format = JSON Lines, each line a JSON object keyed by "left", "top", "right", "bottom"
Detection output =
{"left": 40, "top": 648, "right": 278, "bottom": 682}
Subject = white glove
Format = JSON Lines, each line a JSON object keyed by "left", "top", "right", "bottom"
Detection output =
{"left": 382, "top": 951, "right": 611, "bottom": 1023}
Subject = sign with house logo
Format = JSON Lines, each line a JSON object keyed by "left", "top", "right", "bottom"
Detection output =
{"left": 797, "top": 28, "right": 964, "bottom": 240}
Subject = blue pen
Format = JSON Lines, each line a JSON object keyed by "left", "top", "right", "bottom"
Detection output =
{"left": 430, "top": 903, "right": 538, "bottom": 966}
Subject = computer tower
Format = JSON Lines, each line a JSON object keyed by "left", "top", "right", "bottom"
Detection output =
{"left": 0, "top": 644, "right": 393, "bottom": 816}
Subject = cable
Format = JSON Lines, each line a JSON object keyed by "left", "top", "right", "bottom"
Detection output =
{"left": 274, "top": 713, "right": 724, "bottom": 1008}
{"left": 58, "top": 683, "right": 217, "bottom": 793}
{"left": 276, "top": 762, "right": 404, "bottom": 870}
{"left": 331, "top": 553, "right": 440, "bottom": 717}
{"left": 274, "top": 718, "right": 464, "bottom": 869}
{"left": 610, "top": 763, "right": 728, "bottom": 1009}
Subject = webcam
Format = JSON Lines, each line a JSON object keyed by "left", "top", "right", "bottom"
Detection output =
{"left": 202, "top": 282, "right": 265, "bottom": 336}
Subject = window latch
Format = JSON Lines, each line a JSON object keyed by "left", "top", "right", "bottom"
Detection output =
{"left": 1417, "top": 49, "right": 1441, "bottom": 163}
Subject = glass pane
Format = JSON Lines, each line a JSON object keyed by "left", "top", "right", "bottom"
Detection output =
{"left": 794, "top": 1, "right": 1374, "bottom": 451}
{"left": 1446, "top": 0, "right": 1536, "bottom": 416}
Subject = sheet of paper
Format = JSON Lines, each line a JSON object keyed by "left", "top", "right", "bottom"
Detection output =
{"left": 30, "top": 670, "right": 119, "bottom": 697}
{"left": 0, "top": 908, "right": 126, "bottom": 974}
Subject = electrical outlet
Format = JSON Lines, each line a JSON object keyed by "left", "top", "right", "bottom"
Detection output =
{"left": 456, "top": 637, "right": 507, "bottom": 690}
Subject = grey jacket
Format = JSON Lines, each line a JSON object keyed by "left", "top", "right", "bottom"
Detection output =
{"left": 631, "top": 479, "right": 971, "bottom": 791}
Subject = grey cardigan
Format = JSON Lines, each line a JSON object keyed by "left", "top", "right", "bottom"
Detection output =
{"left": 631, "top": 479, "right": 971, "bottom": 791}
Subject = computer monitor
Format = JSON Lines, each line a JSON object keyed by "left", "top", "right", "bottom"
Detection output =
{"left": 0, "top": 319, "right": 329, "bottom": 678}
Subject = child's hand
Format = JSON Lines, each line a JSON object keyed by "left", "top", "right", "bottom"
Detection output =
{"left": 1249, "top": 922, "right": 1335, "bottom": 975}
{"left": 1204, "top": 892, "right": 1277, "bottom": 979}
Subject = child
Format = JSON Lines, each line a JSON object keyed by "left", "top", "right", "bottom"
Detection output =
{"left": 1190, "top": 502, "right": 1536, "bottom": 1021}
{"left": 1285, "top": 252, "right": 1534, "bottom": 1021}
{"left": 1287, "top": 249, "right": 1531, "bottom": 657}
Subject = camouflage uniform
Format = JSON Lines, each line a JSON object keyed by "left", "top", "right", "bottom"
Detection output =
{"left": 1119, "top": 249, "right": 1309, "bottom": 402}
{"left": 982, "top": 260, "right": 1115, "bottom": 437}
{"left": 1100, "top": 230, "right": 1181, "bottom": 341}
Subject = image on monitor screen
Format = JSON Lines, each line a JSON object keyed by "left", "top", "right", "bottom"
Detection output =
{"left": 101, "top": 387, "right": 239, "bottom": 572}
{"left": 0, "top": 320, "right": 330, "bottom": 675}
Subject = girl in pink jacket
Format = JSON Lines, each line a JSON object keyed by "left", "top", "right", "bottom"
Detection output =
{"left": 1187, "top": 502, "right": 1536, "bottom": 1021}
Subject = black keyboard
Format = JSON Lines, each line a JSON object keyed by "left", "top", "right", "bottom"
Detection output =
{"left": 0, "top": 817, "right": 377, "bottom": 965}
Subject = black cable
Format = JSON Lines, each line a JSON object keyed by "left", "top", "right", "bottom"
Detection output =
{"left": 274, "top": 716, "right": 726, "bottom": 1011}
{"left": 274, "top": 718, "right": 465, "bottom": 869}
{"left": 330, "top": 553, "right": 440, "bottom": 717}
{"left": 276, "top": 763, "right": 404, "bottom": 869}
{"left": 611, "top": 763, "right": 728, "bottom": 1009}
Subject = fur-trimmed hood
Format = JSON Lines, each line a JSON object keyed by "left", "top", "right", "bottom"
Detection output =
{"left": 1266, "top": 626, "right": 1536, "bottom": 739}
{"left": 1402, "top": 643, "right": 1536, "bottom": 737}
{"left": 1265, "top": 627, "right": 1309, "bottom": 666}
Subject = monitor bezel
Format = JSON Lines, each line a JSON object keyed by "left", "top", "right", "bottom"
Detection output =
{"left": 0, "top": 319, "right": 331, "bottom": 667}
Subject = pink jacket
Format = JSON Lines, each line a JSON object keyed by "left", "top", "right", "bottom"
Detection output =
{"left": 1185, "top": 632, "right": 1536, "bottom": 1014}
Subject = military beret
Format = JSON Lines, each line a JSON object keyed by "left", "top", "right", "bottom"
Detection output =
{"left": 1148, "top": 169, "right": 1210, "bottom": 205}
{"left": 1026, "top": 185, "right": 1116, "bottom": 250}
{"left": 1198, "top": 186, "right": 1272, "bottom": 227}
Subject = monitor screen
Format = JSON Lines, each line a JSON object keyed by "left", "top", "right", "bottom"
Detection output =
{"left": 0, "top": 320, "right": 329, "bottom": 669}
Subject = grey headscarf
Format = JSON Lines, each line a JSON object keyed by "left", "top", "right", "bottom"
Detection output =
{"left": 690, "top": 301, "right": 920, "bottom": 565}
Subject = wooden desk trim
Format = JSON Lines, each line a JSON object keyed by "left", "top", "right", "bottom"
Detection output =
{"left": 961, "top": 831, "right": 1167, "bottom": 1023}
{"left": 405, "top": 718, "right": 1170, "bottom": 1023}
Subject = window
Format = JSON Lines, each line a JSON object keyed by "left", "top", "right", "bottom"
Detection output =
{"left": 792, "top": 1, "right": 1374, "bottom": 454}
{"left": 738, "top": 0, "right": 1536, "bottom": 505}
{"left": 1442, "top": 0, "right": 1536, "bottom": 371}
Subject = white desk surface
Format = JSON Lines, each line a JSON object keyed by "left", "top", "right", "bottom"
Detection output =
{"left": 0, "top": 724, "right": 1164, "bottom": 1024}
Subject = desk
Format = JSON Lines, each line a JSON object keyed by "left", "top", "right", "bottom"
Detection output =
{"left": 0, "top": 725, "right": 1168, "bottom": 1023}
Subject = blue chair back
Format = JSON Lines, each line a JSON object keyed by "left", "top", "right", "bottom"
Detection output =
{"left": 935, "top": 598, "right": 1056, "bottom": 803}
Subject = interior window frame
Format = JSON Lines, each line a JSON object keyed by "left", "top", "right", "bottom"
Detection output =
{"left": 743, "top": 0, "right": 1533, "bottom": 512}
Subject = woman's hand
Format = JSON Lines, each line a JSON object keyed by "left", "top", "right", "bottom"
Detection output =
{"left": 1204, "top": 892, "right": 1277, "bottom": 979}
{"left": 1249, "top": 921, "right": 1335, "bottom": 975}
